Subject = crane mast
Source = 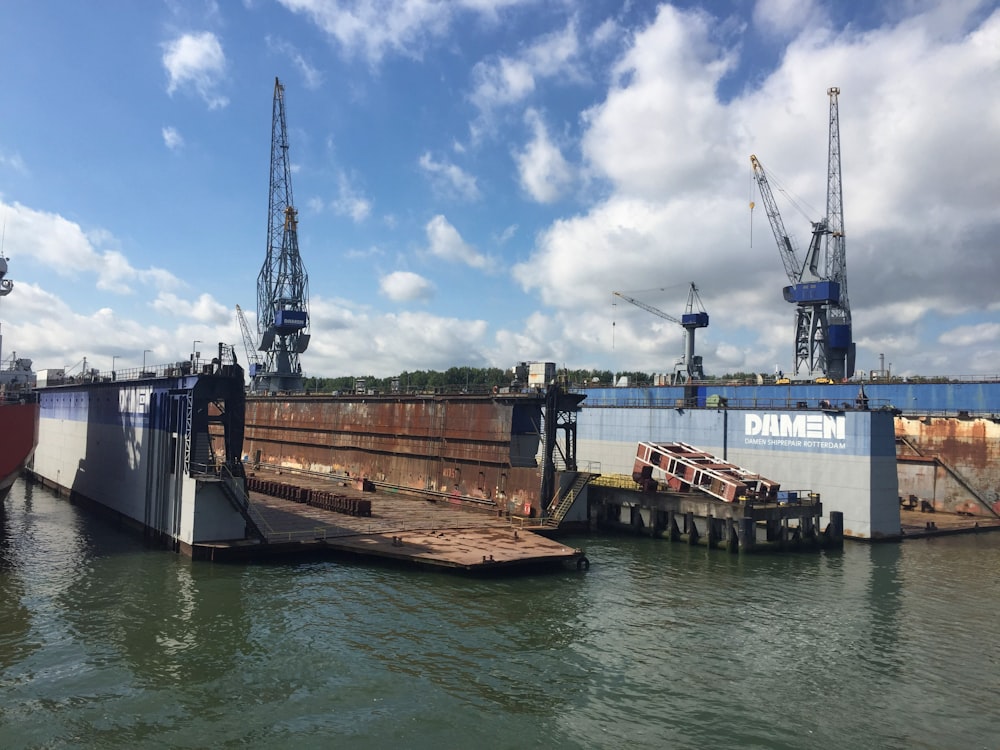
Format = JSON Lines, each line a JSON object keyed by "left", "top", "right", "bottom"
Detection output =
{"left": 612, "top": 282, "right": 709, "bottom": 384}
{"left": 254, "top": 77, "right": 310, "bottom": 393}
{"left": 824, "top": 86, "right": 854, "bottom": 379}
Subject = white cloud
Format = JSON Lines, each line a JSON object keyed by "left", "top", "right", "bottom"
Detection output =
{"left": 379, "top": 270, "right": 435, "bottom": 302}
{"left": 0, "top": 200, "right": 182, "bottom": 295}
{"left": 277, "top": 0, "right": 532, "bottom": 65}
{"left": 469, "top": 19, "right": 581, "bottom": 124}
{"left": 303, "top": 297, "right": 494, "bottom": 375}
{"left": 581, "top": 5, "right": 737, "bottom": 199}
{"left": 418, "top": 153, "right": 481, "bottom": 201}
{"left": 941, "top": 322, "right": 1000, "bottom": 348}
{"left": 495, "top": 224, "right": 518, "bottom": 244}
{"left": 752, "top": 0, "right": 827, "bottom": 38}
{"left": 591, "top": 18, "right": 620, "bottom": 47}
{"left": 266, "top": 36, "right": 324, "bottom": 89}
{"left": 472, "top": 57, "right": 536, "bottom": 110}
{"left": 331, "top": 172, "right": 372, "bottom": 222}
{"left": 161, "top": 31, "right": 228, "bottom": 109}
{"left": 515, "top": 108, "right": 573, "bottom": 203}
{"left": 151, "top": 291, "right": 231, "bottom": 324}
{"left": 162, "top": 126, "right": 184, "bottom": 151}
{"left": 344, "top": 244, "right": 384, "bottom": 260}
{"left": 425, "top": 214, "right": 490, "bottom": 269}
{"left": 0, "top": 150, "right": 28, "bottom": 174}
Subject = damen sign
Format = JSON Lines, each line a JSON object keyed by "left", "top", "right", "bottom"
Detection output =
{"left": 743, "top": 412, "right": 847, "bottom": 450}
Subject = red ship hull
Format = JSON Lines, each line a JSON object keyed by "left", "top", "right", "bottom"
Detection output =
{"left": 0, "top": 401, "right": 40, "bottom": 501}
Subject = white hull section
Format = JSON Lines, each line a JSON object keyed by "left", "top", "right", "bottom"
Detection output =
{"left": 32, "top": 377, "right": 249, "bottom": 547}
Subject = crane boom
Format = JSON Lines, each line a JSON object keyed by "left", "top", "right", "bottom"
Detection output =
{"left": 750, "top": 155, "right": 802, "bottom": 284}
{"left": 612, "top": 283, "right": 709, "bottom": 383}
{"left": 613, "top": 291, "right": 682, "bottom": 326}
{"left": 236, "top": 305, "right": 262, "bottom": 373}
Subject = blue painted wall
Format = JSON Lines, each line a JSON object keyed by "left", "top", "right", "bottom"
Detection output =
{"left": 579, "top": 382, "right": 1000, "bottom": 414}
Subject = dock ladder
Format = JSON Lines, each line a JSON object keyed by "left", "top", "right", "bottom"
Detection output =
{"left": 544, "top": 471, "right": 598, "bottom": 527}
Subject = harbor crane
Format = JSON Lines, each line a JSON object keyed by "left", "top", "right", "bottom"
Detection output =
{"left": 750, "top": 86, "right": 854, "bottom": 381}
{"left": 254, "top": 77, "right": 310, "bottom": 393}
{"left": 612, "top": 282, "right": 709, "bottom": 384}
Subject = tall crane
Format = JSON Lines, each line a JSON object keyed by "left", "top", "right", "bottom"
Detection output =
{"left": 750, "top": 86, "right": 854, "bottom": 381}
{"left": 254, "top": 77, "right": 310, "bottom": 393}
{"left": 612, "top": 282, "right": 709, "bottom": 384}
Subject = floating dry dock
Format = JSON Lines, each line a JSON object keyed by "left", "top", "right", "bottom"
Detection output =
{"left": 193, "top": 468, "right": 587, "bottom": 571}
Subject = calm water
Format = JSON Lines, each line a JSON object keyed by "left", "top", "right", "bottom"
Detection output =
{"left": 2, "top": 479, "right": 997, "bottom": 750}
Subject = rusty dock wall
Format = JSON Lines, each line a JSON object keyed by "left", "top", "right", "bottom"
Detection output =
{"left": 243, "top": 392, "right": 550, "bottom": 516}
{"left": 895, "top": 414, "right": 1000, "bottom": 517}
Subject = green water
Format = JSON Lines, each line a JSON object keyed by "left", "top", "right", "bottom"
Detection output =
{"left": 2, "top": 478, "right": 997, "bottom": 749}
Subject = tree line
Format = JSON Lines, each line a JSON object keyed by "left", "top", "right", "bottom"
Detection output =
{"left": 299, "top": 367, "right": 773, "bottom": 394}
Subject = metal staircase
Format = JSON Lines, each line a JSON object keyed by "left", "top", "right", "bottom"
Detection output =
{"left": 896, "top": 436, "right": 999, "bottom": 518}
{"left": 544, "top": 471, "right": 597, "bottom": 527}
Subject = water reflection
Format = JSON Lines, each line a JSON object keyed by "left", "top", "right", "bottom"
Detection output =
{"left": 57, "top": 554, "right": 251, "bottom": 689}
{"left": 865, "top": 543, "right": 903, "bottom": 671}
{"left": 0, "top": 481, "right": 35, "bottom": 669}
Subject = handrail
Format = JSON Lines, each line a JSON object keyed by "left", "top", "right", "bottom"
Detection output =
{"left": 218, "top": 463, "right": 269, "bottom": 541}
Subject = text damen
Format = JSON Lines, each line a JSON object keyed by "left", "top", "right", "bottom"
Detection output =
{"left": 744, "top": 413, "right": 846, "bottom": 440}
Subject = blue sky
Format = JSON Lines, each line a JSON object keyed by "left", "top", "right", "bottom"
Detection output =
{"left": 1, "top": 0, "right": 998, "bottom": 381}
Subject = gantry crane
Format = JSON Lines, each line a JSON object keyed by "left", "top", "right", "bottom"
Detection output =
{"left": 612, "top": 282, "right": 709, "bottom": 384}
{"left": 254, "top": 77, "right": 310, "bottom": 393}
{"left": 750, "top": 87, "right": 854, "bottom": 381}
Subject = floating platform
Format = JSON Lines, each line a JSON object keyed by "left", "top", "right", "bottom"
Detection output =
{"left": 898, "top": 508, "right": 1000, "bottom": 539}
{"left": 192, "top": 468, "right": 588, "bottom": 572}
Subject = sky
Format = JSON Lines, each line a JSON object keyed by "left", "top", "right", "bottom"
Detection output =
{"left": 0, "top": 0, "right": 998, "bottom": 382}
